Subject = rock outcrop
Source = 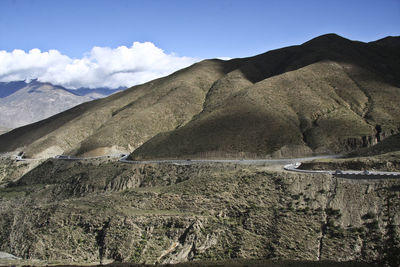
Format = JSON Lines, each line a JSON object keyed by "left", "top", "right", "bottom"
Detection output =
{"left": 0, "top": 160, "right": 399, "bottom": 265}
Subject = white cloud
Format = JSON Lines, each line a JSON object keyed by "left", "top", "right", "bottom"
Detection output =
{"left": 0, "top": 42, "right": 199, "bottom": 89}
{"left": 217, "top": 57, "right": 231, "bottom": 61}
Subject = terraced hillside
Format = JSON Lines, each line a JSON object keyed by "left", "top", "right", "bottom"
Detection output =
{"left": 1, "top": 34, "right": 399, "bottom": 159}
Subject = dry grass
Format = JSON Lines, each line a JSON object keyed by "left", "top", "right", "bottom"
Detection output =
{"left": 1, "top": 34, "right": 399, "bottom": 160}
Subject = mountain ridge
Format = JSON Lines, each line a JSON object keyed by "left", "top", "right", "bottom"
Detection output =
{"left": 0, "top": 80, "right": 121, "bottom": 129}
{"left": 0, "top": 34, "right": 399, "bottom": 159}
{"left": 130, "top": 34, "right": 400, "bottom": 159}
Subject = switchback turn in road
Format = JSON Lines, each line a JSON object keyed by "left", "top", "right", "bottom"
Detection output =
{"left": 284, "top": 163, "right": 400, "bottom": 179}
{"left": 3, "top": 152, "right": 400, "bottom": 179}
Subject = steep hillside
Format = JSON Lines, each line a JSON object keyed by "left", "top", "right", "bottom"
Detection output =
{"left": 1, "top": 34, "right": 399, "bottom": 159}
{"left": 0, "top": 80, "right": 120, "bottom": 129}
{"left": 349, "top": 134, "right": 400, "bottom": 157}
{"left": 0, "top": 60, "right": 234, "bottom": 158}
{"left": 0, "top": 126, "right": 9, "bottom": 135}
{"left": 0, "top": 159, "right": 399, "bottom": 265}
{"left": 131, "top": 34, "right": 400, "bottom": 159}
{"left": 299, "top": 151, "right": 400, "bottom": 172}
{"left": 0, "top": 81, "right": 27, "bottom": 98}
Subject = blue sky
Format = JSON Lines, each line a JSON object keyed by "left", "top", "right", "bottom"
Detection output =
{"left": 1, "top": 0, "right": 399, "bottom": 59}
{"left": 0, "top": 0, "right": 399, "bottom": 89}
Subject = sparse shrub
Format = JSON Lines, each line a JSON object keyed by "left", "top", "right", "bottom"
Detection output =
{"left": 349, "top": 227, "right": 359, "bottom": 233}
{"left": 330, "top": 228, "right": 345, "bottom": 238}
{"left": 327, "top": 219, "right": 335, "bottom": 228}
{"left": 366, "top": 219, "right": 379, "bottom": 230}
{"left": 326, "top": 208, "right": 341, "bottom": 217}
{"left": 362, "top": 211, "right": 376, "bottom": 220}
{"left": 292, "top": 194, "right": 300, "bottom": 200}
{"left": 357, "top": 226, "right": 366, "bottom": 234}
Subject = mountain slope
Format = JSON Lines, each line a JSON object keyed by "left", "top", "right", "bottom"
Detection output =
{"left": 349, "top": 133, "right": 400, "bottom": 157}
{"left": 0, "top": 158, "right": 399, "bottom": 265}
{"left": 0, "top": 81, "right": 27, "bottom": 98}
{"left": 130, "top": 34, "right": 400, "bottom": 159}
{"left": 0, "top": 60, "right": 234, "bottom": 157}
{"left": 0, "top": 126, "right": 9, "bottom": 135}
{"left": 1, "top": 34, "right": 399, "bottom": 159}
{"left": 0, "top": 80, "right": 120, "bottom": 129}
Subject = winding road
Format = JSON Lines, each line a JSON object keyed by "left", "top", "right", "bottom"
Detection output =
{"left": 119, "top": 154, "right": 341, "bottom": 165}
{"left": 3, "top": 152, "right": 400, "bottom": 179}
{"left": 284, "top": 162, "right": 400, "bottom": 179}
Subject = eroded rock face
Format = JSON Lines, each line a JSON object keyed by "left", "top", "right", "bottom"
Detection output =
{"left": 339, "top": 127, "right": 400, "bottom": 152}
{"left": 300, "top": 155, "right": 400, "bottom": 172}
{"left": 0, "top": 162, "right": 399, "bottom": 265}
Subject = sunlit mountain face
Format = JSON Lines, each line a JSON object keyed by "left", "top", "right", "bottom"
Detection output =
{"left": 1, "top": 34, "right": 399, "bottom": 160}
{"left": 0, "top": 80, "right": 122, "bottom": 129}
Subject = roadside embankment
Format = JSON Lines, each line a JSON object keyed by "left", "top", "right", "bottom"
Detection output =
{"left": 298, "top": 152, "right": 400, "bottom": 172}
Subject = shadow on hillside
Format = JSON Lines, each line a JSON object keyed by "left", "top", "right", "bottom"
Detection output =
{"left": 234, "top": 34, "right": 400, "bottom": 88}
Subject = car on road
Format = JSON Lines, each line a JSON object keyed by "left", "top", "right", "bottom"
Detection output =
{"left": 15, "top": 151, "right": 25, "bottom": 161}
{"left": 54, "top": 155, "right": 70, "bottom": 159}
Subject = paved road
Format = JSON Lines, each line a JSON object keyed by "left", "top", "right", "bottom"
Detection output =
{"left": 0, "top": 251, "right": 20, "bottom": 260}
{"left": 122, "top": 155, "right": 400, "bottom": 179}
{"left": 4, "top": 152, "right": 400, "bottom": 179}
{"left": 119, "top": 154, "right": 342, "bottom": 165}
{"left": 284, "top": 163, "right": 400, "bottom": 179}
{"left": 4, "top": 153, "right": 123, "bottom": 162}
{"left": 55, "top": 153, "right": 123, "bottom": 161}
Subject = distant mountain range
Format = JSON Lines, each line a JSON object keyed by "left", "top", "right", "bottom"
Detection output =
{"left": 0, "top": 34, "right": 399, "bottom": 159}
{"left": 0, "top": 80, "right": 122, "bottom": 129}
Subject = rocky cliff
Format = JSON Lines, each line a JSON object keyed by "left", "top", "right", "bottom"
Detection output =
{"left": 0, "top": 159, "right": 398, "bottom": 266}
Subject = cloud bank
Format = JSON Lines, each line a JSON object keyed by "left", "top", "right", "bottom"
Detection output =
{"left": 0, "top": 42, "right": 198, "bottom": 89}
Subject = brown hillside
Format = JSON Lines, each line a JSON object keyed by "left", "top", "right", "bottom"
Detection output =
{"left": 349, "top": 133, "right": 400, "bottom": 157}
{"left": 0, "top": 60, "right": 237, "bottom": 157}
{"left": 131, "top": 34, "right": 400, "bottom": 159}
{"left": 0, "top": 34, "right": 399, "bottom": 159}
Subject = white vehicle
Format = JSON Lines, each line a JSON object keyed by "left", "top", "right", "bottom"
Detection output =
{"left": 15, "top": 151, "right": 25, "bottom": 161}
{"left": 54, "top": 155, "right": 70, "bottom": 159}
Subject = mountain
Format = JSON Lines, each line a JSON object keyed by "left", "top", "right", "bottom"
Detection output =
{"left": 369, "top": 36, "right": 400, "bottom": 47}
{"left": 0, "top": 80, "right": 121, "bottom": 129}
{"left": 349, "top": 133, "right": 400, "bottom": 157}
{"left": 0, "top": 34, "right": 399, "bottom": 159}
{"left": 0, "top": 126, "right": 10, "bottom": 135}
{"left": 65, "top": 86, "right": 125, "bottom": 99}
{"left": 0, "top": 81, "right": 27, "bottom": 98}
{"left": 1, "top": 34, "right": 400, "bottom": 266}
